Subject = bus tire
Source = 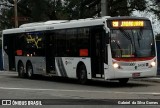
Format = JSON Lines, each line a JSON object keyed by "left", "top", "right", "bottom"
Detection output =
{"left": 18, "top": 62, "right": 25, "bottom": 78}
{"left": 78, "top": 65, "right": 87, "bottom": 84}
{"left": 119, "top": 78, "right": 129, "bottom": 85}
{"left": 26, "top": 63, "right": 34, "bottom": 79}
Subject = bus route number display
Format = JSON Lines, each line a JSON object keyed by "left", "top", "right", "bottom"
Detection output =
{"left": 112, "top": 21, "right": 144, "bottom": 27}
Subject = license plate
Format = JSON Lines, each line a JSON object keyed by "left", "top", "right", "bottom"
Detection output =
{"left": 132, "top": 73, "right": 140, "bottom": 77}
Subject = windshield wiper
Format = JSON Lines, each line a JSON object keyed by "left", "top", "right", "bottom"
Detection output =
{"left": 136, "top": 29, "right": 143, "bottom": 47}
{"left": 112, "top": 40, "right": 122, "bottom": 57}
{"left": 119, "top": 28, "right": 138, "bottom": 57}
{"left": 119, "top": 28, "right": 133, "bottom": 46}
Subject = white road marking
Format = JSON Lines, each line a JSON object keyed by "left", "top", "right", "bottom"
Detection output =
{"left": 147, "top": 78, "right": 160, "bottom": 79}
{"left": 0, "top": 86, "right": 160, "bottom": 95}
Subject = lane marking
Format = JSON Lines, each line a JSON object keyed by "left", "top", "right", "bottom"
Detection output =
{"left": 0, "top": 87, "right": 160, "bottom": 95}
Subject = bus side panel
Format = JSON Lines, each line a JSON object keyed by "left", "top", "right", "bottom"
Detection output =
{"left": 105, "top": 44, "right": 115, "bottom": 79}
{"left": 55, "top": 57, "right": 66, "bottom": 77}
{"left": 15, "top": 56, "right": 46, "bottom": 75}
{"left": 55, "top": 57, "right": 92, "bottom": 79}
{"left": 30, "top": 57, "right": 46, "bottom": 75}
{"left": 61, "top": 57, "right": 79, "bottom": 78}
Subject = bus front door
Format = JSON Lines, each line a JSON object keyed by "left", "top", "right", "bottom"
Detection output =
{"left": 91, "top": 27, "right": 104, "bottom": 78}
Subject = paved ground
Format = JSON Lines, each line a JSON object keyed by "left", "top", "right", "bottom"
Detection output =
{"left": 134, "top": 75, "right": 160, "bottom": 83}
{"left": 0, "top": 71, "right": 160, "bottom": 108}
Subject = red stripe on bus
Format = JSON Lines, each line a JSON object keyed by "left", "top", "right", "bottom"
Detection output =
{"left": 113, "top": 57, "right": 155, "bottom": 62}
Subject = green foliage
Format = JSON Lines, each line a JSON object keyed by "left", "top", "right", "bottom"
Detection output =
{"left": 63, "top": 0, "right": 101, "bottom": 19}
{"left": 109, "top": 0, "right": 147, "bottom": 16}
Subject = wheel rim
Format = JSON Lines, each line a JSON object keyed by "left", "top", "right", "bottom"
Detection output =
{"left": 18, "top": 64, "right": 24, "bottom": 77}
{"left": 27, "top": 66, "right": 32, "bottom": 77}
{"left": 79, "top": 66, "right": 87, "bottom": 84}
{"left": 80, "top": 70, "right": 85, "bottom": 80}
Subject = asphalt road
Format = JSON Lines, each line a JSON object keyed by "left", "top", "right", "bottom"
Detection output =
{"left": 0, "top": 71, "right": 160, "bottom": 108}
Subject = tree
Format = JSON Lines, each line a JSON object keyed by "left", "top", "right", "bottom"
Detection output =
{"left": 0, "top": 0, "right": 159, "bottom": 30}
{"left": 0, "top": 0, "right": 67, "bottom": 29}
{"left": 107, "top": 0, "right": 147, "bottom": 16}
{"left": 147, "top": 0, "right": 160, "bottom": 20}
{"left": 63, "top": 0, "right": 101, "bottom": 19}
{"left": 63, "top": 0, "right": 147, "bottom": 19}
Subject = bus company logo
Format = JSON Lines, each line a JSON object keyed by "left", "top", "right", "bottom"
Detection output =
{"left": 128, "top": 63, "right": 135, "bottom": 66}
{"left": 65, "top": 61, "right": 68, "bottom": 65}
{"left": 2, "top": 100, "right": 11, "bottom": 105}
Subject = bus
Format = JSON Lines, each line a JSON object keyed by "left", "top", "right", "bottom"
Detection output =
{"left": 2, "top": 16, "right": 157, "bottom": 84}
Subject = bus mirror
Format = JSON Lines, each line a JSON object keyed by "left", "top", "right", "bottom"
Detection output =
{"left": 106, "top": 33, "right": 109, "bottom": 44}
{"left": 102, "top": 31, "right": 109, "bottom": 46}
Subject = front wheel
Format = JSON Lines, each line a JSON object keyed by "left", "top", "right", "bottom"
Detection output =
{"left": 119, "top": 78, "right": 129, "bottom": 85}
{"left": 78, "top": 65, "right": 87, "bottom": 84}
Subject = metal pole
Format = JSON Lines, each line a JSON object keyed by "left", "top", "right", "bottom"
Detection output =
{"left": 101, "top": 0, "right": 109, "bottom": 16}
{"left": 14, "top": 0, "right": 18, "bottom": 28}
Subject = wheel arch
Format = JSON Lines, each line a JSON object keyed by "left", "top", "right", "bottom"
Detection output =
{"left": 26, "top": 60, "right": 32, "bottom": 68}
{"left": 76, "top": 61, "right": 86, "bottom": 78}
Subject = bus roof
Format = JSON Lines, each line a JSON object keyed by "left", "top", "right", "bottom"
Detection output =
{"left": 3, "top": 16, "right": 150, "bottom": 35}
{"left": 107, "top": 16, "right": 149, "bottom": 20}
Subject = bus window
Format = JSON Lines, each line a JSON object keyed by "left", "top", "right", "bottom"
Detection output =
{"left": 66, "top": 29, "right": 78, "bottom": 57}
{"left": 16, "top": 32, "right": 46, "bottom": 57}
{"left": 78, "top": 28, "right": 90, "bottom": 57}
{"left": 55, "top": 30, "right": 66, "bottom": 57}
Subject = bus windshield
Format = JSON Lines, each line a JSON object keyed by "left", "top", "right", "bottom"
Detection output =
{"left": 110, "top": 28, "right": 155, "bottom": 58}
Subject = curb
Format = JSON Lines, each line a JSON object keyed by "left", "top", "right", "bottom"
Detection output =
{"left": 139, "top": 78, "right": 160, "bottom": 83}
{"left": 133, "top": 76, "right": 160, "bottom": 83}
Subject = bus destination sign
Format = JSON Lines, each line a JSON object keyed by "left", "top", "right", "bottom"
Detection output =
{"left": 112, "top": 21, "right": 144, "bottom": 27}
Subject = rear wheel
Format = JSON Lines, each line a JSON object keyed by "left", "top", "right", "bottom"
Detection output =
{"left": 26, "top": 63, "right": 34, "bottom": 79}
{"left": 78, "top": 65, "right": 87, "bottom": 84}
{"left": 18, "top": 62, "right": 25, "bottom": 78}
{"left": 119, "top": 78, "right": 129, "bottom": 85}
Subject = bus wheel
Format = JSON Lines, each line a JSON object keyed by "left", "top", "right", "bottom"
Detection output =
{"left": 119, "top": 78, "right": 129, "bottom": 85}
{"left": 26, "top": 63, "right": 34, "bottom": 79}
{"left": 78, "top": 65, "right": 87, "bottom": 84}
{"left": 18, "top": 62, "right": 25, "bottom": 78}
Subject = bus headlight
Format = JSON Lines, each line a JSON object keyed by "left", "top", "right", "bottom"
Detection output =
{"left": 151, "top": 61, "right": 156, "bottom": 67}
{"left": 149, "top": 61, "right": 156, "bottom": 68}
{"left": 113, "top": 63, "right": 119, "bottom": 68}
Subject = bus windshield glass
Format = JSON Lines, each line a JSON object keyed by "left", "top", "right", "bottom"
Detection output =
{"left": 110, "top": 28, "right": 155, "bottom": 58}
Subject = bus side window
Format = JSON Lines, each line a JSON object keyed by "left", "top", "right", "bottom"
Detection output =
{"left": 66, "top": 29, "right": 78, "bottom": 57}
{"left": 78, "top": 28, "right": 90, "bottom": 57}
{"left": 55, "top": 30, "right": 66, "bottom": 57}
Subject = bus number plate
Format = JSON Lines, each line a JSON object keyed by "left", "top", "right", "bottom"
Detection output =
{"left": 132, "top": 73, "right": 140, "bottom": 77}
